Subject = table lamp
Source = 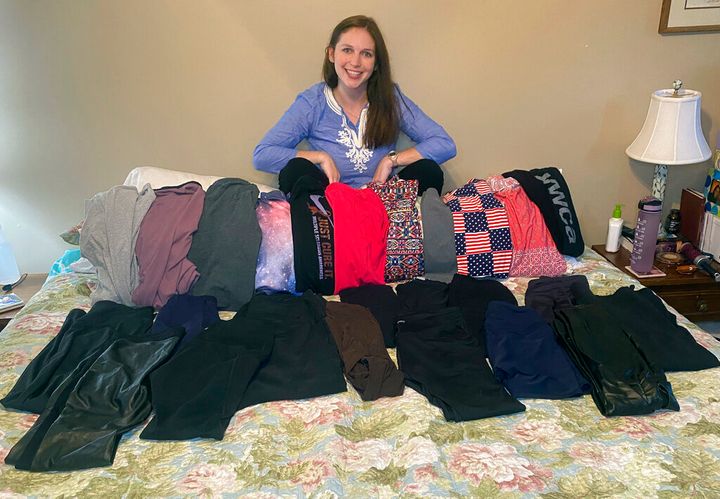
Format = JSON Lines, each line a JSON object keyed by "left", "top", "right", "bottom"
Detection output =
{"left": 0, "top": 224, "right": 21, "bottom": 286}
{"left": 626, "top": 80, "right": 712, "bottom": 204}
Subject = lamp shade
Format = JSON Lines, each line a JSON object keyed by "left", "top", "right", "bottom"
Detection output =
{"left": 626, "top": 88, "right": 711, "bottom": 165}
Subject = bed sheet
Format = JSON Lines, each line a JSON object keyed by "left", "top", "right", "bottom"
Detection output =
{"left": 1, "top": 249, "right": 720, "bottom": 497}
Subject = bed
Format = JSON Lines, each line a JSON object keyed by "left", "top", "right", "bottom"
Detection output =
{"left": 1, "top": 246, "right": 720, "bottom": 497}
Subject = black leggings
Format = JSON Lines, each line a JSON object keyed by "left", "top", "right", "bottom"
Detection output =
{"left": 278, "top": 157, "right": 444, "bottom": 196}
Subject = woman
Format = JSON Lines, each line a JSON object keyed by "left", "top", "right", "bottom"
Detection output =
{"left": 253, "top": 15, "right": 456, "bottom": 195}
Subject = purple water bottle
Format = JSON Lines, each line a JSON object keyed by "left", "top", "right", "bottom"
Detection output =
{"left": 630, "top": 196, "right": 662, "bottom": 274}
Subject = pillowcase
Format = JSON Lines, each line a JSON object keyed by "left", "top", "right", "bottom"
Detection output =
{"left": 123, "top": 166, "right": 275, "bottom": 194}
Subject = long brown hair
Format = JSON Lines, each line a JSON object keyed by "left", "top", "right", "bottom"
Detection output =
{"left": 322, "top": 15, "right": 399, "bottom": 149}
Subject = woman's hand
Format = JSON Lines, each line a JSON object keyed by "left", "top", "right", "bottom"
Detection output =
{"left": 296, "top": 150, "right": 340, "bottom": 183}
{"left": 372, "top": 157, "right": 394, "bottom": 184}
{"left": 318, "top": 152, "right": 340, "bottom": 184}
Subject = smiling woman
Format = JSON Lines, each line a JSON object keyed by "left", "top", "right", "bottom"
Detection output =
{"left": 252, "top": 15, "right": 456, "bottom": 195}
{"left": 327, "top": 29, "right": 375, "bottom": 121}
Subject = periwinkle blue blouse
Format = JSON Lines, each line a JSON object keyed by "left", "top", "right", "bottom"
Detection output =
{"left": 253, "top": 83, "right": 456, "bottom": 188}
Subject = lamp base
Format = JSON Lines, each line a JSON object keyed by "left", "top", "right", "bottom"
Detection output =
{"left": 0, "top": 225, "right": 20, "bottom": 286}
{"left": 651, "top": 164, "right": 668, "bottom": 204}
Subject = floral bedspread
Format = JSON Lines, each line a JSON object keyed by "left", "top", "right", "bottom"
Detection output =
{"left": 1, "top": 249, "right": 720, "bottom": 497}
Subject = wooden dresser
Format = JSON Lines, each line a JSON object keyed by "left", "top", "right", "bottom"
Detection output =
{"left": 592, "top": 245, "right": 720, "bottom": 322}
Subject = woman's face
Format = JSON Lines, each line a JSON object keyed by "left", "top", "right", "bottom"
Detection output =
{"left": 328, "top": 27, "right": 376, "bottom": 94}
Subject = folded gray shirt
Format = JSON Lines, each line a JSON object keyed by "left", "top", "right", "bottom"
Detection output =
{"left": 421, "top": 188, "right": 457, "bottom": 281}
{"left": 80, "top": 184, "right": 156, "bottom": 306}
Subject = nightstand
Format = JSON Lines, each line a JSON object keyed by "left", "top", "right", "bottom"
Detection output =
{"left": 0, "top": 274, "right": 47, "bottom": 331}
{"left": 592, "top": 245, "right": 720, "bottom": 322}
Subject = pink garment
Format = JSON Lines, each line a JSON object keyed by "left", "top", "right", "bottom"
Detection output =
{"left": 132, "top": 182, "right": 205, "bottom": 309}
{"left": 442, "top": 179, "right": 513, "bottom": 278}
{"left": 325, "top": 183, "right": 389, "bottom": 294}
{"left": 487, "top": 175, "right": 566, "bottom": 277}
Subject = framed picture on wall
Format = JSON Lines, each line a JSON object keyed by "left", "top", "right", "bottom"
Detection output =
{"left": 659, "top": 0, "right": 720, "bottom": 33}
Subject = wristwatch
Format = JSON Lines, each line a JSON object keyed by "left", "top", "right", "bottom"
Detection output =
{"left": 387, "top": 150, "right": 399, "bottom": 168}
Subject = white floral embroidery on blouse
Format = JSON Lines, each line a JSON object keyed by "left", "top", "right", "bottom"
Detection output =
{"left": 324, "top": 85, "right": 374, "bottom": 173}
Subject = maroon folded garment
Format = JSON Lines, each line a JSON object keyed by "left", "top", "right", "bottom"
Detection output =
{"left": 132, "top": 181, "right": 205, "bottom": 309}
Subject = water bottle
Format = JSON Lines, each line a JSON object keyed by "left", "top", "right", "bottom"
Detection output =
{"left": 630, "top": 196, "right": 663, "bottom": 274}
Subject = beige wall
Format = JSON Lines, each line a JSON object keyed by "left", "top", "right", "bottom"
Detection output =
{"left": 1, "top": 0, "right": 719, "bottom": 273}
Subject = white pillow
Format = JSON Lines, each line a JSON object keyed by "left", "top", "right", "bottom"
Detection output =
{"left": 123, "top": 166, "right": 275, "bottom": 194}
